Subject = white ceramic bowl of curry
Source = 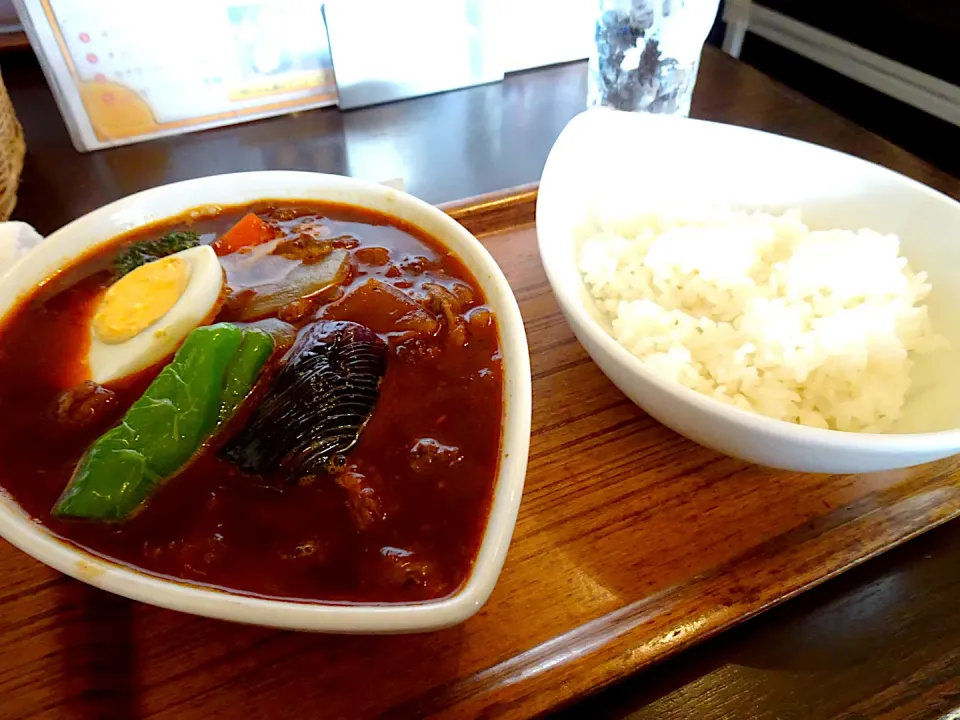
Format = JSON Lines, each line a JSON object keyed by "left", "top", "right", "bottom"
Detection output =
{"left": 0, "top": 171, "right": 531, "bottom": 633}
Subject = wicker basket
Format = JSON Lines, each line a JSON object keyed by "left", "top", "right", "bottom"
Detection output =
{"left": 0, "top": 69, "right": 25, "bottom": 221}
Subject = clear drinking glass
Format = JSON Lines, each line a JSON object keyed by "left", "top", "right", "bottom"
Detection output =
{"left": 588, "top": 0, "right": 721, "bottom": 116}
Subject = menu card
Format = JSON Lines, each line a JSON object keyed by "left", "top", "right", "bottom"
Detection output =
{"left": 15, "top": 0, "right": 337, "bottom": 150}
{"left": 15, "top": 0, "right": 596, "bottom": 152}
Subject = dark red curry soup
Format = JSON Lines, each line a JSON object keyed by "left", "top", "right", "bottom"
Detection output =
{"left": 0, "top": 202, "right": 503, "bottom": 603}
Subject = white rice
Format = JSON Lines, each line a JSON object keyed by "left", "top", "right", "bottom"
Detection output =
{"left": 577, "top": 208, "right": 945, "bottom": 433}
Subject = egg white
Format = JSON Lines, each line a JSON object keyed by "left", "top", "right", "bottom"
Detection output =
{"left": 88, "top": 245, "right": 224, "bottom": 384}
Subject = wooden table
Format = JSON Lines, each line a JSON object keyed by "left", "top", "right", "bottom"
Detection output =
{"left": 2, "top": 46, "right": 960, "bottom": 719}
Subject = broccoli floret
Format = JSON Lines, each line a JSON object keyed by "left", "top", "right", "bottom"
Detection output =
{"left": 114, "top": 231, "right": 201, "bottom": 278}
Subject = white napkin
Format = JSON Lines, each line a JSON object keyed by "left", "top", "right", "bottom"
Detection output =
{"left": 0, "top": 222, "right": 45, "bottom": 277}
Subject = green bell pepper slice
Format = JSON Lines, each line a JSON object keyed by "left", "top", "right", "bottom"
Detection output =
{"left": 54, "top": 322, "right": 274, "bottom": 521}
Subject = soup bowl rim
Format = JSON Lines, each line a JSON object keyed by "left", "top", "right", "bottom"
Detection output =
{"left": 0, "top": 170, "right": 531, "bottom": 633}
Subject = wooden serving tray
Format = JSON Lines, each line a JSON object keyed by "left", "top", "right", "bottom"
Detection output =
{"left": 3, "top": 186, "right": 960, "bottom": 719}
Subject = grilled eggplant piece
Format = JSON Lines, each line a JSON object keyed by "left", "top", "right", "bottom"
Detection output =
{"left": 222, "top": 321, "right": 387, "bottom": 480}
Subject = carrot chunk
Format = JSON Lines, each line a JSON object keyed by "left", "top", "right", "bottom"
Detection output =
{"left": 212, "top": 213, "right": 277, "bottom": 255}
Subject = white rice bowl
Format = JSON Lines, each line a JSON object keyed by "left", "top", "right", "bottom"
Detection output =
{"left": 578, "top": 208, "right": 946, "bottom": 433}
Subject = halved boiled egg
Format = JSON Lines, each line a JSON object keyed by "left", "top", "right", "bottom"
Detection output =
{"left": 88, "top": 245, "right": 224, "bottom": 384}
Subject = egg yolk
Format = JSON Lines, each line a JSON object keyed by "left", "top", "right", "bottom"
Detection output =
{"left": 93, "top": 256, "right": 190, "bottom": 344}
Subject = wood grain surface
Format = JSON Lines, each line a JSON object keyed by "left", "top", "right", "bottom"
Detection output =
{"left": 558, "top": 516, "right": 960, "bottom": 719}
{"left": 4, "top": 46, "right": 960, "bottom": 720}
{"left": 2, "top": 187, "right": 960, "bottom": 720}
